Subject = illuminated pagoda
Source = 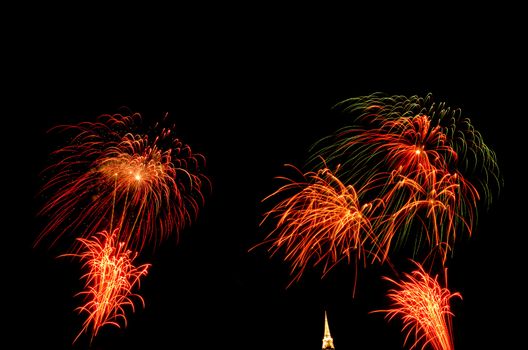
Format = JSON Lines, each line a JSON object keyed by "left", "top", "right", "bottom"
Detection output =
{"left": 322, "top": 311, "right": 335, "bottom": 350}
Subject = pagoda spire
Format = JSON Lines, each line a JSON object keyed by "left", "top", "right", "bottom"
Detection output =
{"left": 322, "top": 310, "right": 335, "bottom": 349}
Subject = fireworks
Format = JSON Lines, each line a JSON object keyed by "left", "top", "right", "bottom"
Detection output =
{"left": 67, "top": 230, "right": 150, "bottom": 343}
{"left": 312, "top": 93, "right": 500, "bottom": 208}
{"left": 261, "top": 93, "right": 499, "bottom": 276}
{"left": 373, "top": 262, "right": 461, "bottom": 350}
{"left": 256, "top": 92, "right": 499, "bottom": 277}
{"left": 37, "top": 112, "right": 208, "bottom": 342}
{"left": 260, "top": 165, "right": 382, "bottom": 287}
{"left": 375, "top": 167, "right": 479, "bottom": 263}
{"left": 35, "top": 94, "right": 499, "bottom": 345}
{"left": 37, "top": 113, "right": 208, "bottom": 251}
{"left": 253, "top": 92, "right": 500, "bottom": 348}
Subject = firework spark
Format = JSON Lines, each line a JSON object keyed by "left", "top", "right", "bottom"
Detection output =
{"left": 67, "top": 229, "right": 150, "bottom": 343}
{"left": 37, "top": 113, "right": 209, "bottom": 251}
{"left": 259, "top": 165, "right": 381, "bottom": 288}
{"left": 374, "top": 262, "right": 461, "bottom": 350}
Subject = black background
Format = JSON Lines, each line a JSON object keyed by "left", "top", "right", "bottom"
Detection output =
{"left": 7, "top": 8, "right": 526, "bottom": 349}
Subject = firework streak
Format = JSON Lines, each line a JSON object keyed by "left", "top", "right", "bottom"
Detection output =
{"left": 373, "top": 262, "right": 461, "bottom": 350}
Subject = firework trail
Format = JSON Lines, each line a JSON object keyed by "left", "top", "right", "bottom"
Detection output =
{"left": 258, "top": 165, "right": 383, "bottom": 290}
{"left": 373, "top": 262, "right": 461, "bottom": 350}
{"left": 64, "top": 229, "right": 150, "bottom": 343}
{"left": 37, "top": 113, "right": 209, "bottom": 252}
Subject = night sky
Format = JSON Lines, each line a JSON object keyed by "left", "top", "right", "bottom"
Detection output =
{"left": 9, "top": 11, "right": 526, "bottom": 349}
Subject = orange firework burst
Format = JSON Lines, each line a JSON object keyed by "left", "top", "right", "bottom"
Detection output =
{"left": 259, "top": 165, "right": 381, "bottom": 288}
{"left": 37, "top": 113, "right": 208, "bottom": 251}
{"left": 374, "top": 262, "right": 461, "bottom": 350}
{"left": 68, "top": 229, "right": 150, "bottom": 343}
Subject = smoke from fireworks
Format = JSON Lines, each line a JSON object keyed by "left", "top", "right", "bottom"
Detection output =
{"left": 373, "top": 262, "right": 461, "bottom": 350}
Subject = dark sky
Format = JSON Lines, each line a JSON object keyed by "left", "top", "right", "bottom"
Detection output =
{"left": 8, "top": 11, "right": 526, "bottom": 350}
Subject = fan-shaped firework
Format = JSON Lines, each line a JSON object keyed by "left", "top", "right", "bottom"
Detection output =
{"left": 260, "top": 165, "right": 381, "bottom": 287}
{"left": 37, "top": 113, "right": 208, "bottom": 251}
{"left": 373, "top": 262, "right": 461, "bottom": 350}
{"left": 66, "top": 229, "right": 150, "bottom": 343}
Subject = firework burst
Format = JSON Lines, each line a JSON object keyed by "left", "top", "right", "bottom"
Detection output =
{"left": 37, "top": 113, "right": 209, "bottom": 251}
{"left": 312, "top": 93, "right": 500, "bottom": 206}
{"left": 307, "top": 93, "right": 500, "bottom": 263}
{"left": 374, "top": 262, "right": 461, "bottom": 350}
{"left": 259, "top": 165, "right": 382, "bottom": 288}
{"left": 66, "top": 229, "right": 150, "bottom": 343}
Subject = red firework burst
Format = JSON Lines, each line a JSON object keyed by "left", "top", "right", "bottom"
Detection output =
{"left": 37, "top": 113, "right": 209, "bottom": 251}
{"left": 361, "top": 115, "right": 457, "bottom": 177}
